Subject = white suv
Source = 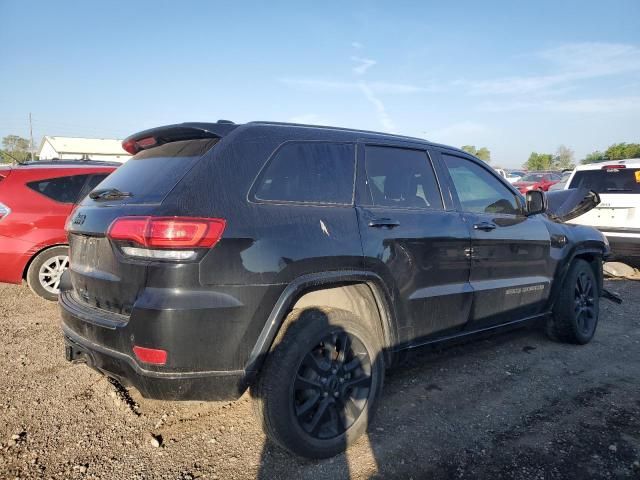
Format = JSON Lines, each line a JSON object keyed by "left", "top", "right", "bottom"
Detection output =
{"left": 565, "top": 159, "right": 640, "bottom": 261}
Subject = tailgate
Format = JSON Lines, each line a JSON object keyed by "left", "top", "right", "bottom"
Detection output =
{"left": 568, "top": 193, "right": 638, "bottom": 229}
{"left": 66, "top": 137, "right": 218, "bottom": 315}
{"left": 67, "top": 205, "right": 155, "bottom": 315}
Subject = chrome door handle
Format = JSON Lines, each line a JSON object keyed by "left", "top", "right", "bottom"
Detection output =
{"left": 473, "top": 222, "right": 497, "bottom": 231}
{"left": 368, "top": 218, "right": 400, "bottom": 228}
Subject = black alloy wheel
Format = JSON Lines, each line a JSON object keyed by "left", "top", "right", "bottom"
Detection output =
{"left": 292, "top": 331, "right": 372, "bottom": 440}
{"left": 547, "top": 259, "right": 600, "bottom": 344}
{"left": 574, "top": 269, "right": 596, "bottom": 336}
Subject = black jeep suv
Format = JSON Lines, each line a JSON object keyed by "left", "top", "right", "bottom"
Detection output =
{"left": 61, "top": 121, "right": 608, "bottom": 458}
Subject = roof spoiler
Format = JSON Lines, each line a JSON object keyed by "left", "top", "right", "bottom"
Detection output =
{"left": 122, "top": 121, "right": 239, "bottom": 155}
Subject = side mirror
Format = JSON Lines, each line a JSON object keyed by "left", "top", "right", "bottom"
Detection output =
{"left": 525, "top": 190, "right": 547, "bottom": 215}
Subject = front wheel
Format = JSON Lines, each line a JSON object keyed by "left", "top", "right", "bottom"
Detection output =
{"left": 252, "top": 308, "right": 385, "bottom": 459}
{"left": 547, "top": 259, "right": 600, "bottom": 344}
{"left": 26, "top": 246, "right": 69, "bottom": 301}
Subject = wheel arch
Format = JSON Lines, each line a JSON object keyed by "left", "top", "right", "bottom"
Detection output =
{"left": 22, "top": 243, "right": 69, "bottom": 279}
{"left": 548, "top": 247, "right": 605, "bottom": 310}
{"left": 244, "top": 270, "right": 399, "bottom": 382}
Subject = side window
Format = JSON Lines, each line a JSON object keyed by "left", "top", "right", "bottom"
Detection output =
{"left": 254, "top": 142, "right": 355, "bottom": 204}
{"left": 27, "top": 174, "right": 90, "bottom": 204}
{"left": 364, "top": 146, "right": 443, "bottom": 209}
{"left": 442, "top": 155, "right": 520, "bottom": 215}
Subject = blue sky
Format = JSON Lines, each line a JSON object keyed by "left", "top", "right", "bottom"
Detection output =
{"left": 1, "top": 0, "right": 639, "bottom": 167}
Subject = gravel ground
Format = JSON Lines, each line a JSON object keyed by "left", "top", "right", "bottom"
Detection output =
{"left": 0, "top": 280, "right": 639, "bottom": 479}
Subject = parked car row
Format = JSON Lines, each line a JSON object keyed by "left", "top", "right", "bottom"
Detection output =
{"left": 495, "top": 168, "right": 526, "bottom": 184}
{"left": 512, "top": 171, "right": 563, "bottom": 193}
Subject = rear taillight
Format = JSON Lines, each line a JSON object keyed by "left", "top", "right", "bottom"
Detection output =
{"left": 0, "top": 201, "right": 10, "bottom": 220}
{"left": 602, "top": 165, "right": 626, "bottom": 171}
{"left": 107, "top": 216, "right": 226, "bottom": 261}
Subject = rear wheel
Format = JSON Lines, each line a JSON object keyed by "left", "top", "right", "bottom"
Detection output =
{"left": 252, "top": 307, "right": 384, "bottom": 459}
{"left": 26, "top": 246, "right": 69, "bottom": 301}
{"left": 547, "top": 259, "right": 599, "bottom": 344}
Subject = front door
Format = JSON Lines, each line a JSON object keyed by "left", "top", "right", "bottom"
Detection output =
{"left": 356, "top": 144, "right": 472, "bottom": 346}
{"left": 440, "top": 153, "right": 552, "bottom": 328}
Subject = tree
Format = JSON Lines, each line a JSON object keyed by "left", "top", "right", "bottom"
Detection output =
{"left": 581, "top": 150, "right": 606, "bottom": 165}
{"left": 461, "top": 145, "right": 491, "bottom": 162}
{"left": 524, "top": 152, "right": 553, "bottom": 171}
{"left": 1, "top": 135, "right": 32, "bottom": 163}
{"left": 604, "top": 142, "right": 640, "bottom": 160}
{"left": 554, "top": 145, "right": 575, "bottom": 170}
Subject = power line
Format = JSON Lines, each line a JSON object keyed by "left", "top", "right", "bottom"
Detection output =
{"left": 29, "top": 113, "right": 35, "bottom": 161}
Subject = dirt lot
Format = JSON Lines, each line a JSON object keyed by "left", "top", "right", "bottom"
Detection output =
{"left": 1, "top": 280, "right": 639, "bottom": 479}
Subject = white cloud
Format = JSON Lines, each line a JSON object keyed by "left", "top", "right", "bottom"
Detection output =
{"left": 460, "top": 42, "right": 640, "bottom": 96}
{"left": 423, "top": 121, "right": 490, "bottom": 143}
{"left": 351, "top": 56, "right": 377, "bottom": 75}
{"left": 358, "top": 82, "right": 396, "bottom": 132}
{"left": 539, "top": 42, "right": 640, "bottom": 77}
{"left": 478, "top": 95, "right": 640, "bottom": 113}
{"left": 287, "top": 113, "right": 327, "bottom": 125}
{"left": 456, "top": 74, "right": 569, "bottom": 96}
{"left": 278, "top": 77, "right": 432, "bottom": 94}
{"left": 351, "top": 41, "right": 363, "bottom": 49}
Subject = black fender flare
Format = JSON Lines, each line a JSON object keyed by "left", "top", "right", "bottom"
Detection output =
{"left": 243, "top": 270, "right": 398, "bottom": 381}
{"left": 546, "top": 246, "right": 605, "bottom": 311}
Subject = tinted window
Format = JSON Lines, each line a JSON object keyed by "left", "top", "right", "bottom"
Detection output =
{"left": 443, "top": 155, "right": 520, "bottom": 214}
{"left": 569, "top": 168, "right": 640, "bottom": 194}
{"left": 85, "top": 174, "right": 109, "bottom": 192}
{"left": 27, "top": 175, "right": 89, "bottom": 204}
{"left": 77, "top": 173, "right": 110, "bottom": 202}
{"left": 89, "top": 139, "right": 217, "bottom": 204}
{"left": 255, "top": 142, "right": 355, "bottom": 204}
{"left": 364, "top": 146, "right": 443, "bottom": 209}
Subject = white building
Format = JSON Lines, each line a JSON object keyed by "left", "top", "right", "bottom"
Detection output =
{"left": 38, "top": 136, "right": 131, "bottom": 163}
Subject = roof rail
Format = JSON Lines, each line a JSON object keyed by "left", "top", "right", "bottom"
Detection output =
{"left": 18, "top": 159, "right": 122, "bottom": 167}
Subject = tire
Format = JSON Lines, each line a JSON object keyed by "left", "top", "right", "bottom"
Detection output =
{"left": 546, "top": 259, "right": 599, "bottom": 344}
{"left": 26, "top": 246, "right": 69, "bottom": 301}
{"left": 252, "top": 307, "right": 385, "bottom": 459}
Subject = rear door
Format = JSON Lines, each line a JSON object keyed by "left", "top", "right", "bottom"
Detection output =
{"left": 440, "top": 152, "right": 552, "bottom": 328}
{"left": 66, "top": 139, "right": 217, "bottom": 315}
{"left": 356, "top": 144, "right": 472, "bottom": 346}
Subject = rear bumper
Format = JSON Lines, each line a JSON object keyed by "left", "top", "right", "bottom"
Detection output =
{"left": 0, "top": 235, "right": 33, "bottom": 284}
{"left": 59, "top": 279, "right": 280, "bottom": 401}
{"left": 603, "top": 233, "right": 640, "bottom": 258}
{"left": 63, "top": 325, "right": 246, "bottom": 400}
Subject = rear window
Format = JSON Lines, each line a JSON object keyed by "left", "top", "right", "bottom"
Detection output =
{"left": 569, "top": 168, "right": 640, "bottom": 194}
{"left": 254, "top": 142, "right": 355, "bottom": 205}
{"left": 86, "top": 138, "right": 217, "bottom": 204}
{"left": 27, "top": 175, "right": 89, "bottom": 203}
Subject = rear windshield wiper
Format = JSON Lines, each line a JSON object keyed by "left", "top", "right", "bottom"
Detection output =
{"left": 89, "top": 188, "right": 133, "bottom": 200}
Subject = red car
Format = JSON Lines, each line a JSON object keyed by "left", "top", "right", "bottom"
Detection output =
{"left": 513, "top": 172, "right": 562, "bottom": 194}
{"left": 0, "top": 160, "right": 118, "bottom": 300}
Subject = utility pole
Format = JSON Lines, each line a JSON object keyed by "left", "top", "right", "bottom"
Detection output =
{"left": 29, "top": 113, "right": 35, "bottom": 161}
